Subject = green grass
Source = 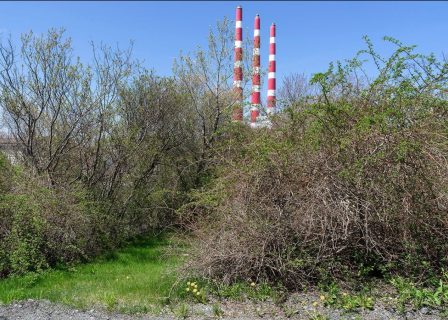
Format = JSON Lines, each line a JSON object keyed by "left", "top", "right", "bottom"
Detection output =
{"left": 0, "top": 234, "right": 183, "bottom": 313}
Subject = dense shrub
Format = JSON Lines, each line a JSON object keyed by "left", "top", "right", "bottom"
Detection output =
{"left": 0, "top": 153, "right": 13, "bottom": 194}
{"left": 0, "top": 166, "right": 111, "bottom": 276}
{"left": 0, "top": 26, "right": 232, "bottom": 278}
{"left": 183, "top": 38, "right": 448, "bottom": 287}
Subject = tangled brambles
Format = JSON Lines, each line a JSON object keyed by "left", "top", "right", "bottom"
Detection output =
{"left": 182, "top": 37, "right": 448, "bottom": 287}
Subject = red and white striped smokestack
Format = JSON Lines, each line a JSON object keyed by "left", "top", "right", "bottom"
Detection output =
{"left": 232, "top": 6, "right": 243, "bottom": 122}
{"left": 250, "top": 14, "right": 261, "bottom": 126}
{"left": 267, "top": 23, "right": 276, "bottom": 115}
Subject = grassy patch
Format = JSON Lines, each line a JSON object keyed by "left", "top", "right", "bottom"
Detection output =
{"left": 0, "top": 234, "right": 183, "bottom": 312}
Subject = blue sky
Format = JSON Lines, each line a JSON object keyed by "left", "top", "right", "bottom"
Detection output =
{"left": 0, "top": 1, "right": 447, "bottom": 84}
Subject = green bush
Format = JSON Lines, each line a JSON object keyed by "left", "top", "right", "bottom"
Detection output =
{"left": 0, "top": 153, "right": 13, "bottom": 194}
{"left": 0, "top": 169, "right": 111, "bottom": 276}
{"left": 2, "top": 194, "right": 48, "bottom": 275}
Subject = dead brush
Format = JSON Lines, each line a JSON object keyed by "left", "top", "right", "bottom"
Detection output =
{"left": 183, "top": 119, "right": 448, "bottom": 287}
{"left": 181, "top": 37, "right": 448, "bottom": 287}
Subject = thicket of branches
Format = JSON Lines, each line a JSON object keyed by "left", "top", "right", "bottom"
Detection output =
{"left": 183, "top": 37, "right": 448, "bottom": 287}
{"left": 0, "top": 22, "right": 245, "bottom": 277}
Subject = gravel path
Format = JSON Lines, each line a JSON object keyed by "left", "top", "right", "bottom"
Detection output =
{"left": 0, "top": 300, "right": 170, "bottom": 320}
{"left": 0, "top": 298, "right": 445, "bottom": 320}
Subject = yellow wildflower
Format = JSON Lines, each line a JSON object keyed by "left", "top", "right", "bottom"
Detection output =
{"left": 186, "top": 288, "right": 190, "bottom": 292}
{"left": 320, "top": 295, "right": 325, "bottom": 301}
{"left": 312, "top": 301, "right": 318, "bottom": 307}
{"left": 193, "top": 288, "right": 198, "bottom": 293}
{"left": 250, "top": 282, "right": 256, "bottom": 287}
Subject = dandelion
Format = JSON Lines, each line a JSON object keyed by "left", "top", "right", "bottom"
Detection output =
{"left": 193, "top": 288, "right": 198, "bottom": 293}
{"left": 196, "top": 291, "right": 201, "bottom": 296}
{"left": 320, "top": 295, "right": 325, "bottom": 301}
{"left": 187, "top": 281, "right": 191, "bottom": 286}
{"left": 312, "top": 301, "right": 318, "bottom": 307}
{"left": 342, "top": 292, "right": 348, "bottom": 296}
{"left": 250, "top": 282, "right": 256, "bottom": 287}
{"left": 186, "top": 288, "right": 190, "bottom": 292}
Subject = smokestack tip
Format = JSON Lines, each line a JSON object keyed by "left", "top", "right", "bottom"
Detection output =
{"left": 272, "top": 23, "right": 276, "bottom": 26}
{"left": 256, "top": 14, "right": 259, "bottom": 16}
{"left": 237, "top": 5, "right": 242, "bottom": 8}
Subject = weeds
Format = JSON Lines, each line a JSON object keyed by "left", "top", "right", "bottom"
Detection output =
{"left": 307, "top": 312, "right": 329, "bottom": 320}
{"left": 283, "top": 305, "right": 299, "bottom": 318}
{"left": 212, "top": 303, "right": 224, "bottom": 317}
{"left": 208, "top": 281, "right": 277, "bottom": 302}
{"left": 184, "top": 281, "right": 206, "bottom": 303}
{"left": 319, "top": 282, "right": 374, "bottom": 311}
{"left": 391, "top": 273, "right": 448, "bottom": 311}
{"left": 174, "top": 303, "right": 190, "bottom": 319}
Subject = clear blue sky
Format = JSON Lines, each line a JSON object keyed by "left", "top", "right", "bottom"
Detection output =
{"left": 0, "top": 1, "right": 447, "bottom": 83}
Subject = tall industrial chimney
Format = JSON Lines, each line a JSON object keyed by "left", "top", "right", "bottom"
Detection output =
{"left": 232, "top": 6, "right": 243, "bottom": 122}
{"left": 267, "top": 23, "right": 276, "bottom": 115}
{"left": 250, "top": 14, "right": 261, "bottom": 127}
